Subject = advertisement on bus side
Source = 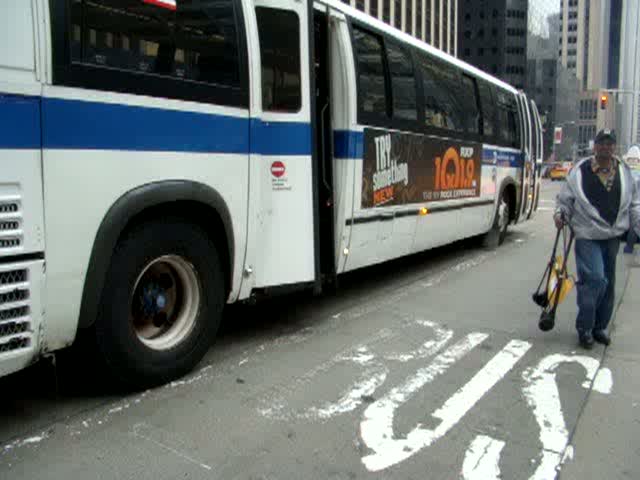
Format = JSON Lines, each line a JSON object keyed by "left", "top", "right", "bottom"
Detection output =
{"left": 361, "top": 128, "right": 483, "bottom": 208}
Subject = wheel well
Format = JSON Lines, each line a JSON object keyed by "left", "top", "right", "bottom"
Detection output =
{"left": 118, "top": 201, "right": 232, "bottom": 297}
{"left": 503, "top": 183, "right": 517, "bottom": 222}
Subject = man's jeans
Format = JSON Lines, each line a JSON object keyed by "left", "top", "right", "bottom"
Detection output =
{"left": 575, "top": 238, "right": 620, "bottom": 335}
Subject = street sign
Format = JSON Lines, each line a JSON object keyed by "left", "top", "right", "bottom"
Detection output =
{"left": 271, "top": 161, "right": 286, "bottom": 178}
{"left": 554, "top": 127, "right": 562, "bottom": 144}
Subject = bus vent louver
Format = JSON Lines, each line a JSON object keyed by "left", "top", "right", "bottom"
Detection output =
{"left": 0, "top": 201, "right": 23, "bottom": 253}
{"left": 0, "top": 266, "right": 31, "bottom": 353}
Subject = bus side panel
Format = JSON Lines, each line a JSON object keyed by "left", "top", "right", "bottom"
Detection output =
{"left": 456, "top": 161, "right": 497, "bottom": 240}
{"left": 0, "top": 0, "right": 46, "bottom": 376}
{"left": 41, "top": 88, "right": 250, "bottom": 351}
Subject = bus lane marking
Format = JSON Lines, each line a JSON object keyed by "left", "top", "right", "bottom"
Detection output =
{"left": 461, "top": 353, "right": 614, "bottom": 480}
{"left": 461, "top": 435, "right": 505, "bottom": 480}
{"left": 360, "top": 338, "right": 531, "bottom": 472}
{"left": 522, "top": 354, "right": 613, "bottom": 480}
{"left": 304, "top": 320, "right": 454, "bottom": 420}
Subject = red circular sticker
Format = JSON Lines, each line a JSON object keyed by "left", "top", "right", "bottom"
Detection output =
{"left": 271, "top": 161, "right": 286, "bottom": 178}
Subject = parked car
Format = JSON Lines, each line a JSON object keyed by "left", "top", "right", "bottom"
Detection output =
{"left": 549, "top": 161, "right": 573, "bottom": 181}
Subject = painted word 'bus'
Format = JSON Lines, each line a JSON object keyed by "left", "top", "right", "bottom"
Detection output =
{"left": 0, "top": 0, "right": 543, "bottom": 387}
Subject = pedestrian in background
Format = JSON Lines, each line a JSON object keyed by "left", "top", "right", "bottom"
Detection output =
{"left": 554, "top": 129, "right": 640, "bottom": 349}
{"left": 623, "top": 145, "right": 640, "bottom": 253}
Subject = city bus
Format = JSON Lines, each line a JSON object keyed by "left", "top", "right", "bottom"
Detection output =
{"left": 0, "top": 0, "right": 542, "bottom": 387}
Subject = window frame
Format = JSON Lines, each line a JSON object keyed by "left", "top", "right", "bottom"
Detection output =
{"left": 415, "top": 49, "right": 476, "bottom": 140}
{"left": 349, "top": 21, "right": 393, "bottom": 129}
{"left": 460, "top": 74, "right": 484, "bottom": 143}
{"left": 255, "top": 6, "right": 302, "bottom": 113}
{"left": 385, "top": 38, "right": 420, "bottom": 130}
{"left": 49, "top": 0, "right": 250, "bottom": 109}
{"left": 477, "top": 80, "right": 499, "bottom": 146}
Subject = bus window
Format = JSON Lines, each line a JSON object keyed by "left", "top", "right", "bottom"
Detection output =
{"left": 68, "top": 0, "right": 241, "bottom": 87}
{"left": 477, "top": 81, "right": 496, "bottom": 141}
{"left": 386, "top": 41, "right": 417, "bottom": 121}
{"left": 495, "top": 90, "right": 520, "bottom": 149}
{"left": 353, "top": 27, "right": 389, "bottom": 119}
{"left": 416, "top": 53, "right": 464, "bottom": 133}
{"left": 256, "top": 7, "right": 301, "bottom": 112}
{"left": 461, "top": 75, "right": 481, "bottom": 135}
{"left": 507, "top": 95, "right": 521, "bottom": 149}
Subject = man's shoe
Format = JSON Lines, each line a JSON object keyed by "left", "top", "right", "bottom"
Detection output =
{"left": 579, "top": 333, "right": 594, "bottom": 349}
{"left": 593, "top": 330, "right": 611, "bottom": 346}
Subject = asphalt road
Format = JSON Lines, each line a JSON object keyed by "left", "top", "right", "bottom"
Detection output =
{"left": 0, "top": 181, "right": 623, "bottom": 479}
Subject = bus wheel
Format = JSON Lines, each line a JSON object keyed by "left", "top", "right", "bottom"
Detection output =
{"left": 482, "top": 191, "right": 510, "bottom": 249}
{"left": 94, "top": 218, "right": 224, "bottom": 389}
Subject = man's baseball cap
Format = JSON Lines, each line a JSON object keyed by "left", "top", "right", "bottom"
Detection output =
{"left": 595, "top": 129, "right": 616, "bottom": 144}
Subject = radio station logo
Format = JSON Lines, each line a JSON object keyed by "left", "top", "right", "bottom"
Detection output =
{"left": 431, "top": 146, "right": 478, "bottom": 200}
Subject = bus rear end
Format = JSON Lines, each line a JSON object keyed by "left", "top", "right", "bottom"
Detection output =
{"left": 0, "top": 0, "right": 46, "bottom": 377}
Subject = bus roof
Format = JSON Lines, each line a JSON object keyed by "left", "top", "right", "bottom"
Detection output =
{"left": 317, "top": 0, "right": 521, "bottom": 96}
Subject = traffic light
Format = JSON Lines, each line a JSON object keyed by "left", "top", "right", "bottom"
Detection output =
{"left": 600, "top": 94, "right": 608, "bottom": 109}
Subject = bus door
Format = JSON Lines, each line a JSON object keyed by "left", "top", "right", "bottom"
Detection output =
{"left": 527, "top": 99, "right": 543, "bottom": 218}
{"left": 517, "top": 92, "right": 533, "bottom": 220}
{"left": 248, "top": 0, "right": 321, "bottom": 291}
{"left": 313, "top": 5, "right": 338, "bottom": 288}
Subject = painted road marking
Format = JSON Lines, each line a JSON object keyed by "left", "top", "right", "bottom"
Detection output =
{"left": 254, "top": 318, "right": 614, "bottom": 478}
{"left": 462, "top": 435, "right": 505, "bottom": 480}
{"left": 522, "top": 354, "right": 613, "bottom": 480}
{"left": 360, "top": 338, "right": 530, "bottom": 472}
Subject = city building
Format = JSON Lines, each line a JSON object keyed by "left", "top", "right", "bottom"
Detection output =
{"left": 616, "top": 0, "right": 640, "bottom": 152}
{"left": 457, "top": 0, "right": 528, "bottom": 90}
{"left": 526, "top": 2, "right": 562, "bottom": 160}
{"left": 343, "top": 0, "right": 458, "bottom": 56}
{"left": 558, "top": 0, "right": 622, "bottom": 155}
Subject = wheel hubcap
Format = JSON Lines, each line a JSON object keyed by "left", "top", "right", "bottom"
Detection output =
{"left": 130, "top": 255, "right": 201, "bottom": 351}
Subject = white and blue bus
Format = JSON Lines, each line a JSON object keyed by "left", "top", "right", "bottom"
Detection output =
{"left": 0, "top": 0, "right": 543, "bottom": 387}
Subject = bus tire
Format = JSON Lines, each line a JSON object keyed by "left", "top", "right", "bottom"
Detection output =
{"left": 93, "top": 217, "right": 224, "bottom": 389}
{"left": 481, "top": 191, "right": 510, "bottom": 249}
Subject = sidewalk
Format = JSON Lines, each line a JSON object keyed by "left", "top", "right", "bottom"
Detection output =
{"left": 560, "top": 249, "right": 640, "bottom": 479}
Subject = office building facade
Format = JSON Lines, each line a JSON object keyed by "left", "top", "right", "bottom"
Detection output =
{"left": 457, "top": 0, "right": 528, "bottom": 90}
{"left": 344, "top": 0, "right": 458, "bottom": 56}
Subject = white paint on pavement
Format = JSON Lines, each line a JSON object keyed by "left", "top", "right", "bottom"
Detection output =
{"left": 258, "top": 329, "right": 395, "bottom": 420}
{"left": 2, "top": 431, "right": 49, "bottom": 453}
{"left": 462, "top": 435, "right": 505, "bottom": 480}
{"left": 361, "top": 333, "right": 518, "bottom": 471}
{"left": 361, "top": 338, "right": 530, "bottom": 472}
{"left": 522, "top": 354, "right": 611, "bottom": 480}
{"left": 304, "top": 367, "right": 388, "bottom": 420}
{"left": 385, "top": 320, "right": 453, "bottom": 362}
{"left": 19, "top": 435, "right": 46, "bottom": 445}
{"left": 592, "top": 368, "right": 613, "bottom": 394}
{"left": 260, "top": 320, "right": 452, "bottom": 422}
{"left": 561, "top": 445, "right": 574, "bottom": 465}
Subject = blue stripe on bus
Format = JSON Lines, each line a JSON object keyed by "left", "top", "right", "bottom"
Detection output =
{"left": 250, "top": 119, "right": 312, "bottom": 156}
{"left": 0, "top": 95, "right": 41, "bottom": 149}
{"left": 42, "top": 97, "right": 251, "bottom": 154}
{"left": 482, "top": 147, "right": 524, "bottom": 168}
{"left": 334, "top": 130, "right": 364, "bottom": 159}
{"left": 0, "top": 94, "right": 312, "bottom": 155}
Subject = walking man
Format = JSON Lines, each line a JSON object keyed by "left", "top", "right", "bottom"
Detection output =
{"left": 554, "top": 129, "right": 640, "bottom": 349}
